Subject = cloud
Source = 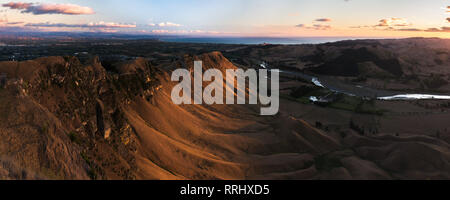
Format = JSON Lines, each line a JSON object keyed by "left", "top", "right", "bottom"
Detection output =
{"left": 0, "top": 14, "right": 24, "bottom": 25}
{"left": 86, "top": 22, "right": 136, "bottom": 28}
{"left": 147, "top": 29, "right": 220, "bottom": 35}
{"left": 349, "top": 25, "right": 371, "bottom": 28}
{"left": 0, "top": 25, "right": 32, "bottom": 32}
{"left": 351, "top": 17, "right": 450, "bottom": 33}
{"left": 376, "top": 18, "right": 410, "bottom": 27}
{"left": 295, "top": 24, "right": 331, "bottom": 30}
{"left": 425, "top": 27, "right": 450, "bottom": 33}
{"left": 296, "top": 18, "right": 332, "bottom": 30}
{"left": 397, "top": 28, "right": 423, "bottom": 32}
{"left": 148, "top": 22, "right": 182, "bottom": 27}
{"left": 158, "top": 22, "right": 181, "bottom": 27}
{"left": 2, "top": 2, "right": 94, "bottom": 15}
{"left": 6, "top": 21, "right": 23, "bottom": 25}
{"left": 151, "top": 29, "right": 170, "bottom": 34}
{"left": 25, "top": 21, "right": 136, "bottom": 28}
{"left": 2, "top": 2, "right": 31, "bottom": 9}
{"left": 315, "top": 18, "right": 332, "bottom": 22}
{"left": 313, "top": 24, "right": 331, "bottom": 30}
{"left": 391, "top": 27, "right": 450, "bottom": 33}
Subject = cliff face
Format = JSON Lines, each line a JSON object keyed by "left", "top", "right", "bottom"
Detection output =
{"left": 0, "top": 55, "right": 161, "bottom": 179}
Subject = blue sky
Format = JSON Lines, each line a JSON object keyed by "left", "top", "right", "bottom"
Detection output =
{"left": 1, "top": 0, "right": 449, "bottom": 37}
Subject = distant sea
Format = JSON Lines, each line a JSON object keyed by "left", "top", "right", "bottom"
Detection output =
{"left": 159, "top": 37, "right": 373, "bottom": 45}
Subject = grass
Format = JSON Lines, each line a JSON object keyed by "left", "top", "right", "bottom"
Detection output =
{"left": 40, "top": 123, "right": 49, "bottom": 134}
{"left": 68, "top": 131, "right": 82, "bottom": 145}
{"left": 40, "top": 167, "right": 65, "bottom": 180}
{"left": 328, "top": 96, "right": 385, "bottom": 116}
{"left": 329, "top": 101, "right": 358, "bottom": 112}
{"left": 355, "top": 103, "right": 385, "bottom": 116}
{"left": 80, "top": 152, "right": 98, "bottom": 180}
{"left": 314, "top": 154, "right": 343, "bottom": 171}
{"left": 280, "top": 94, "right": 313, "bottom": 104}
{"left": 282, "top": 85, "right": 330, "bottom": 105}
{"left": 80, "top": 152, "right": 90, "bottom": 163}
{"left": 283, "top": 86, "right": 386, "bottom": 116}
{"left": 0, "top": 89, "right": 11, "bottom": 121}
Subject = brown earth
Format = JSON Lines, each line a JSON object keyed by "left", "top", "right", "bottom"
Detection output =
{"left": 0, "top": 50, "right": 449, "bottom": 180}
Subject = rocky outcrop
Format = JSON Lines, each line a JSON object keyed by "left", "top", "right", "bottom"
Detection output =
{"left": 95, "top": 99, "right": 105, "bottom": 137}
{"left": 0, "top": 55, "right": 161, "bottom": 180}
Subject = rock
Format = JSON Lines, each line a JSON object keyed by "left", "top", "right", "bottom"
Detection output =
{"left": 104, "top": 122, "right": 112, "bottom": 140}
{"left": 95, "top": 99, "right": 105, "bottom": 137}
{"left": 104, "top": 127, "right": 112, "bottom": 140}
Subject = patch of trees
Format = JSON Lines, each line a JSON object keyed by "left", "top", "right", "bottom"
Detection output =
{"left": 289, "top": 85, "right": 318, "bottom": 98}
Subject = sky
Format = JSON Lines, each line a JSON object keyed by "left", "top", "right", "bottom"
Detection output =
{"left": 0, "top": 0, "right": 449, "bottom": 38}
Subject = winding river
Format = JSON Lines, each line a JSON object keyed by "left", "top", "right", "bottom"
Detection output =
{"left": 276, "top": 68, "right": 450, "bottom": 101}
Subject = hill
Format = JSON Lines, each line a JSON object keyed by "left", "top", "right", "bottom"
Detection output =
{"left": 0, "top": 50, "right": 449, "bottom": 179}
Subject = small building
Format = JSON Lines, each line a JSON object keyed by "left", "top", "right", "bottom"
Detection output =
{"left": 309, "top": 92, "right": 340, "bottom": 105}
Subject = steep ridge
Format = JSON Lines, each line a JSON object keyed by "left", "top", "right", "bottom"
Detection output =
{"left": 0, "top": 52, "right": 341, "bottom": 179}
{"left": 1, "top": 51, "right": 449, "bottom": 179}
{"left": 122, "top": 52, "right": 342, "bottom": 179}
